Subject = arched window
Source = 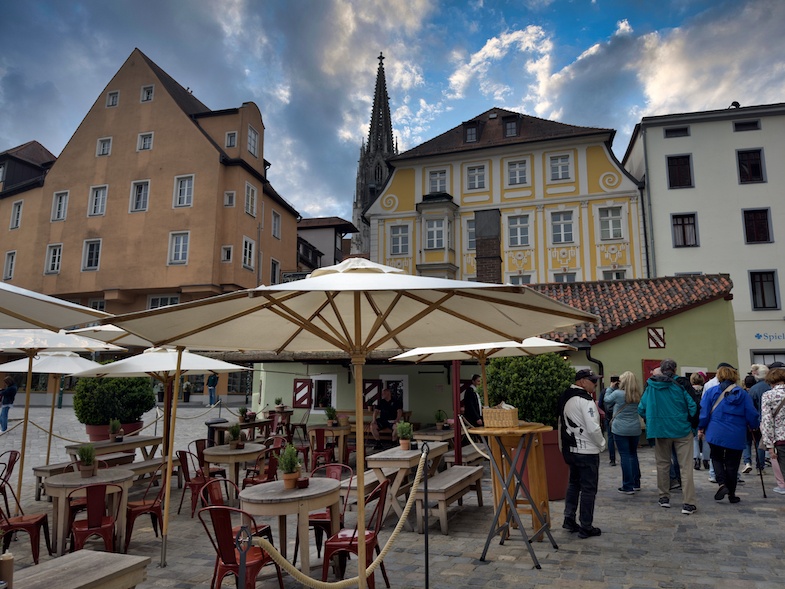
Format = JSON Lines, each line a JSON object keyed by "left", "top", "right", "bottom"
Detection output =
{"left": 375, "top": 163, "right": 383, "bottom": 184}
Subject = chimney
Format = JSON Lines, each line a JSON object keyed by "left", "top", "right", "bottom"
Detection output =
{"left": 474, "top": 209, "right": 502, "bottom": 284}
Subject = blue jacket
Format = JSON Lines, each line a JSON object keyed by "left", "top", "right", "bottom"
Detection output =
{"left": 638, "top": 375, "right": 696, "bottom": 439}
{"left": 699, "top": 381, "right": 759, "bottom": 450}
{"left": 605, "top": 388, "right": 642, "bottom": 437}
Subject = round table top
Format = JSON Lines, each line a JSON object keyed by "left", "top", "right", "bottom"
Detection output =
{"left": 45, "top": 467, "right": 135, "bottom": 489}
{"left": 307, "top": 424, "right": 352, "bottom": 433}
{"left": 202, "top": 443, "right": 265, "bottom": 460}
{"left": 239, "top": 477, "right": 339, "bottom": 505}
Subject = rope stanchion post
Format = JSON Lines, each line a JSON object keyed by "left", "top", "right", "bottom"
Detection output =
{"left": 421, "top": 441, "right": 430, "bottom": 589}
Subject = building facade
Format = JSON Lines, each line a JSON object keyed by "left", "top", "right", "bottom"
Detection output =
{"left": 624, "top": 102, "right": 785, "bottom": 369}
{"left": 366, "top": 107, "right": 644, "bottom": 283}
{"left": 0, "top": 48, "right": 299, "bottom": 313}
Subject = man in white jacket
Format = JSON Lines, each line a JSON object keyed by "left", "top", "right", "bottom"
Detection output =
{"left": 558, "top": 369, "right": 606, "bottom": 538}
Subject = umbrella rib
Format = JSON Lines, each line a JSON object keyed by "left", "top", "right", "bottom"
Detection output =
{"left": 442, "top": 289, "right": 598, "bottom": 323}
{"left": 366, "top": 292, "right": 459, "bottom": 350}
{"left": 362, "top": 291, "right": 406, "bottom": 350}
{"left": 0, "top": 306, "right": 61, "bottom": 332}
{"left": 325, "top": 292, "right": 354, "bottom": 345}
{"left": 263, "top": 301, "right": 351, "bottom": 353}
{"left": 264, "top": 295, "right": 334, "bottom": 352}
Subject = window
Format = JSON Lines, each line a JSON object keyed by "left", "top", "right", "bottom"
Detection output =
{"left": 82, "top": 239, "right": 101, "bottom": 271}
{"left": 549, "top": 155, "right": 571, "bottom": 181}
{"left": 505, "top": 120, "right": 517, "bottom": 137}
{"left": 270, "top": 259, "right": 280, "bottom": 285}
{"left": 106, "top": 91, "right": 119, "bottom": 107}
{"left": 465, "top": 126, "right": 477, "bottom": 143}
{"left": 96, "top": 137, "right": 112, "bottom": 157}
{"left": 672, "top": 213, "right": 698, "bottom": 247}
{"left": 750, "top": 271, "right": 779, "bottom": 310}
{"left": 10, "top": 201, "right": 22, "bottom": 229}
{"left": 247, "top": 125, "right": 259, "bottom": 157}
{"left": 738, "top": 149, "right": 765, "bottom": 183}
{"left": 168, "top": 232, "right": 189, "bottom": 265}
{"left": 0, "top": 163, "right": 4, "bottom": 182}
{"left": 130, "top": 181, "right": 149, "bottom": 212}
{"left": 667, "top": 155, "right": 693, "bottom": 188}
{"left": 664, "top": 126, "right": 689, "bottom": 138}
{"left": 551, "top": 211, "right": 573, "bottom": 244}
{"left": 603, "top": 270, "right": 626, "bottom": 280}
{"left": 508, "top": 274, "right": 531, "bottom": 285}
{"left": 554, "top": 273, "right": 576, "bottom": 283}
{"left": 466, "top": 219, "right": 475, "bottom": 251}
{"left": 429, "top": 170, "right": 447, "bottom": 193}
{"left": 272, "top": 211, "right": 281, "bottom": 239}
{"left": 224, "top": 191, "right": 235, "bottom": 207}
{"left": 173, "top": 175, "right": 193, "bottom": 207}
{"left": 425, "top": 219, "right": 444, "bottom": 249}
{"left": 52, "top": 191, "right": 68, "bottom": 221}
{"left": 221, "top": 246, "right": 233, "bottom": 262}
{"left": 734, "top": 120, "right": 760, "bottom": 132}
{"left": 508, "top": 160, "right": 528, "bottom": 185}
{"left": 137, "top": 133, "right": 153, "bottom": 151}
{"left": 744, "top": 209, "right": 771, "bottom": 243}
{"left": 390, "top": 225, "right": 409, "bottom": 255}
{"left": 89, "top": 299, "right": 106, "bottom": 312}
{"left": 508, "top": 215, "right": 529, "bottom": 247}
{"left": 599, "top": 206, "right": 623, "bottom": 240}
{"left": 89, "top": 186, "right": 107, "bottom": 216}
{"left": 225, "top": 132, "right": 237, "bottom": 148}
{"left": 242, "top": 237, "right": 255, "bottom": 270}
{"left": 45, "top": 244, "right": 62, "bottom": 274}
{"left": 149, "top": 295, "right": 179, "bottom": 309}
{"left": 467, "top": 165, "right": 485, "bottom": 190}
{"left": 244, "top": 183, "right": 257, "bottom": 216}
{"left": 3, "top": 251, "right": 15, "bottom": 280}
{"left": 140, "top": 85, "right": 154, "bottom": 102}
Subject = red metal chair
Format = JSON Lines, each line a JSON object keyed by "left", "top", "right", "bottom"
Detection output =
{"left": 321, "top": 479, "right": 391, "bottom": 589}
{"left": 289, "top": 408, "right": 311, "bottom": 443}
{"left": 198, "top": 505, "right": 284, "bottom": 589}
{"left": 199, "top": 479, "right": 273, "bottom": 545}
{"left": 241, "top": 449, "right": 278, "bottom": 489}
{"left": 309, "top": 428, "right": 336, "bottom": 471}
{"left": 0, "top": 450, "right": 21, "bottom": 515}
{"left": 270, "top": 412, "right": 291, "bottom": 441}
{"left": 124, "top": 463, "right": 166, "bottom": 552}
{"left": 177, "top": 450, "right": 210, "bottom": 517}
{"left": 63, "top": 459, "right": 111, "bottom": 533}
{"left": 69, "top": 483, "right": 122, "bottom": 552}
{"left": 189, "top": 438, "right": 228, "bottom": 490}
{"left": 0, "top": 503, "right": 52, "bottom": 564}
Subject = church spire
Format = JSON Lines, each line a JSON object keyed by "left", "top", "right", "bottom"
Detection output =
{"left": 367, "top": 52, "right": 395, "bottom": 157}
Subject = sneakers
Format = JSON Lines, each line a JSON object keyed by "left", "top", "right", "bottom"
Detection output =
{"left": 562, "top": 518, "right": 580, "bottom": 533}
{"left": 669, "top": 478, "right": 682, "bottom": 490}
{"left": 681, "top": 503, "right": 697, "bottom": 515}
{"left": 633, "top": 486, "right": 641, "bottom": 491}
{"left": 617, "top": 487, "right": 635, "bottom": 495}
{"left": 658, "top": 496, "right": 671, "bottom": 508}
{"left": 693, "top": 458, "right": 701, "bottom": 470}
{"left": 742, "top": 463, "right": 753, "bottom": 474}
{"left": 728, "top": 496, "right": 741, "bottom": 504}
{"left": 708, "top": 476, "right": 717, "bottom": 483}
{"left": 737, "top": 478, "right": 745, "bottom": 485}
{"left": 609, "top": 461, "right": 616, "bottom": 466}
{"left": 703, "top": 459, "right": 710, "bottom": 469}
{"left": 578, "top": 526, "right": 602, "bottom": 538}
{"left": 773, "top": 486, "right": 785, "bottom": 495}
{"left": 714, "top": 484, "right": 729, "bottom": 501}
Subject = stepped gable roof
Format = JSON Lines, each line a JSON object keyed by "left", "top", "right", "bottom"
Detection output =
{"left": 529, "top": 274, "right": 733, "bottom": 343}
{"left": 1, "top": 141, "right": 56, "bottom": 166}
{"left": 393, "top": 107, "right": 614, "bottom": 160}
{"left": 137, "top": 49, "right": 210, "bottom": 116}
{"left": 298, "top": 217, "right": 358, "bottom": 232}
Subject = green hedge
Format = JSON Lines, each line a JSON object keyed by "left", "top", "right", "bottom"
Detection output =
{"left": 73, "top": 377, "right": 156, "bottom": 425}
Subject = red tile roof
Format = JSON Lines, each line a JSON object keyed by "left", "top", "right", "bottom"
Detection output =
{"left": 530, "top": 274, "right": 733, "bottom": 343}
{"left": 299, "top": 217, "right": 358, "bottom": 232}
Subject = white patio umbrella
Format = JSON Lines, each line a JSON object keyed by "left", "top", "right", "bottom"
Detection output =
{"left": 70, "top": 347, "right": 252, "bottom": 564}
{"left": 67, "top": 324, "right": 154, "bottom": 348}
{"left": 106, "top": 258, "right": 598, "bottom": 583}
{"left": 0, "top": 330, "right": 123, "bottom": 511}
{"left": 0, "top": 351, "right": 102, "bottom": 466}
{"left": 0, "top": 281, "right": 109, "bottom": 330}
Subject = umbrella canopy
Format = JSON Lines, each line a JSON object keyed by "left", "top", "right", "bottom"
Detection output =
{"left": 107, "top": 258, "right": 597, "bottom": 581}
{"left": 0, "top": 282, "right": 109, "bottom": 331}
{"left": 67, "top": 324, "right": 154, "bottom": 348}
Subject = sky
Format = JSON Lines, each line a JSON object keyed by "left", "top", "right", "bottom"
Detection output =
{"left": 2, "top": 0, "right": 784, "bottom": 221}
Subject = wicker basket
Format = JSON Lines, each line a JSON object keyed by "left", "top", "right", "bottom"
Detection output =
{"left": 483, "top": 406, "right": 518, "bottom": 428}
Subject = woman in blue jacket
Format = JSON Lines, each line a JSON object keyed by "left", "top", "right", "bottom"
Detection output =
{"left": 698, "top": 365, "right": 759, "bottom": 503}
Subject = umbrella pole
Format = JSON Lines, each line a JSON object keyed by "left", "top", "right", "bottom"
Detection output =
{"left": 352, "top": 354, "right": 368, "bottom": 589}
{"left": 452, "top": 361, "right": 462, "bottom": 465}
{"left": 480, "top": 354, "right": 490, "bottom": 407}
{"left": 46, "top": 373, "right": 58, "bottom": 465}
{"left": 160, "top": 348, "right": 184, "bottom": 567}
{"left": 15, "top": 350, "right": 37, "bottom": 516}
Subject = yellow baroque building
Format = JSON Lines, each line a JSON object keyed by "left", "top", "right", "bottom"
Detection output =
{"left": 366, "top": 108, "right": 644, "bottom": 283}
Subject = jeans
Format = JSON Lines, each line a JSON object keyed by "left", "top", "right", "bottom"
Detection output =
{"left": 693, "top": 436, "right": 707, "bottom": 460}
{"left": 605, "top": 417, "right": 616, "bottom": 462}
{"left": 208, "top": 386, "right": 217, "bottom": 406}
{"left": 563, "top": 452, "right": 600, "bottom": 529}
{"left": 654, "top": 435, "right": 696, "bottom": 504}
{"left": 743, "top": 441, "right": 751, "bottom": 465}
{"left": 0, "top": 404, "right": 10, "bottom": 431}
{"left": 614, "top": 434, "right": 641, "bottom": 491}
{"left": 709, "top": 443, "right": 743, "bottom": 497}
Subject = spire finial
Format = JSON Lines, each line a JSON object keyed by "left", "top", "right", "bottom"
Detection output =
{"left": 378, "top": 52, "right": 384, "bottom": 65}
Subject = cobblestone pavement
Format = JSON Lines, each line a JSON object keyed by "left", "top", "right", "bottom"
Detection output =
{"left": 2, "top": 406, "right": 785, "bottom": 588}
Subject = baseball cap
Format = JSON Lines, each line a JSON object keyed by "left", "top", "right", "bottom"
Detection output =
{"left": 575, "top": 369, "right": 599, "bottom": 382}
{"left": 717, "top": 362, "right": 734, "bottom": 370}
{"left": 768, "top": 361, "right": 785, "bottom": 369}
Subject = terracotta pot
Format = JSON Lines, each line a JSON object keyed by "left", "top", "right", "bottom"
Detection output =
{"left": 399, "top": 439, "right": 411, "bottom": 451}
{"left": 337, "top": 415, "right": 350, "bottom": 427}
{"left": 229, "top": 441, "right": 239, "bottom": 450}
{"left": 85, "top": 420, "right": 143, "bottom": 442}
{"left": 282, "top": 471, "right": 299, "bottom": 489}
{"left": 79, "top": 464, "right": 95, "bottom": 478}
{"left": 435, "top": 422, "right": 444, "bottom": 430}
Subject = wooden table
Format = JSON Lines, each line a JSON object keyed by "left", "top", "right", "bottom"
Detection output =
{"left": 239, "top": 478, "right": 340, "bottom": 575}
{"left": 202, "top": 443, "right": 266, "bottom": 498}
{"left": 14, "top": 549, "right": 150, "bottom": 589}
{"left": 308, "top": 424, "right": 352, "bottom": 465}
{"left": 413, "top": 427, "right": 456, "bottom": 446}
{"left": 65, "top": 435, "right": 163, "bottom": 462}
{"left": 365, "top": 441, "right": 448, "bottom": 526}
{"left": 468, "top": 423, "right": 557, "bottom": 569}
{"left": 45, "top": 468, "right": 135, "bottom": 556}
{"left": 210, "top": 418, "right": 273, "bottom": 444}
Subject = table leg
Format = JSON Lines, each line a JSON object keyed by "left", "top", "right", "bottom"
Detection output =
{"left": 52, "top": 495, "right": 68, "bottom": 556}
{"left": 297, "top": 501, "right": 310, "bottom": 573}
{"left": 384, "top": 469, "right": 410, "bottom": 524}
{"left": 278, "top": 514, "right": 288, "bottom": 559}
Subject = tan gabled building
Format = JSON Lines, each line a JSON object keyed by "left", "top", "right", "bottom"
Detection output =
{"left": 0, "top": 48, "right": 299, "bottom": 314}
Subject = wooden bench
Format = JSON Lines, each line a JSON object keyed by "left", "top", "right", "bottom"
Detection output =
{"left": 414, "top": 465, "right": 484, "bottom": 535}
{"left": 33, "top": 453, "right": 136, "bottom": 501}
{"left": 444, "top": 444, "right": 487, "bottom": 467}
{"left": 340, "top": 468, "right": 397, "bottom": 511}
{"left": 14, "top": 548, "right": 150, "bottom": 589}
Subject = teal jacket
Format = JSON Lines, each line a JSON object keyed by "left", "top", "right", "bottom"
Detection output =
{"left": 638, "top": 375, "right": 696, "bottom": 439}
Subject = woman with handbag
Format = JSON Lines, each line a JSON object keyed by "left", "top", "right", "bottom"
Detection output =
{"left": 698, "top": 365, "right": 759, "bottom": 504}
{"left": 760, "top": 366, "right": 785, "bottom": 483}
{"left": 605, "top": 371, "right": 642, "bottom": 495}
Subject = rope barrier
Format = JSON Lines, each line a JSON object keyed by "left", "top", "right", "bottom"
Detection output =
{"left": 459, "top": 415, "right": 490, "bottom": 460}
{"left": 0, "top": 420, "right": 22, "bottom": 436}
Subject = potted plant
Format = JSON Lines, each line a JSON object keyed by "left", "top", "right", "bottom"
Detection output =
{"left": 279, "top": 444, "right": 301, "bottom": 489}
{"left": 246, "top": 410, "right": 257, "bottom": 423}
{"left": 337, "top": 413, "right": 350, "bottom": 427}
{"left": 228, "top": 424, "right": 243, "bottom": 449}
{"left": 324, "top": 406, "right": 338, "bottom": 427}
{"left": 77, "top": 444, "right": 96, "bottom": 478}
{"left": 238, "top": 406, "right": 248, "bottom": 422}
{"left": 109, "top": 418, "right": 124, "bottom": 442}
{"left": 434, "top": 409, "right": 447, "bottom": 430}
{"left": 396, "top": 421, "right": 413, "bottom": 450}
{"left": 73, "top": 376, "right": 156, "bottom": 441}
{"left": 274, "top": 397, "right": 285, "bottom": 411}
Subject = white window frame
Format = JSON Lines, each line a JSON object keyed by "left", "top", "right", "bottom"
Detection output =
{"left": 140, "top": 85, "right": 154, "bottom": 102}
{"left": 82, "top": 239, "right": 101, "bottom": 272}
{"left": 224, "top": 191, "right": 235, "bottom": 207}
{"left": 137, "top": 132, "right": 153, "bottom": 151}
{"left": 242, "top": 237, "right": 255, "bottom": 270}
{"left": 550, "top": 210, "right": 574, "bottom": 245}
{"left": 9, "top": 201, "right": 22, "bottom": 229}
{"left": 548, "top": 153, "right": 572, "bottom": 182}
{"left": 173, "top": 175, "right": 194, "bottom": 208}
{"left": 466, "top": 219, "right": 476, "bottom": 251}
{"left": 508, "top": 214, "right": 530, "bottom": 247}
{"left": 221, "top": 246, "right": 233, "bottom": 263}
{"left": 247, "top": 125, "right": 259, "bottom": 157}
{"left": 603, "top": 270, "right": 627, "bottom": 280}
{"left": 148, "top": 294, "right": 180, "bottom": 309}
{"left": 0, "top": 163, "right": 4, "bottom": 183}
{"left": 225, "top": 131, "right": 237, "bottom": 148}
{"left": 465, "top": 126, "right": 477, "bottom": 143}
{"left": 389, "top": 225, "right": 409, "bottom": 256}
{"left": 425, "top": 219, "right": 445, "bottom": 249}
{"left": 598, "top": 206, "right": 623, "bottom": 240}
{"left": 428, "top": 169, "right": 447, "bottom": 193}
{"left": 507, "top": 274, "right": 531, "bottom": 285}
{"left": 3, "top": 251, "right": 15, "bottom": 280}
{"left": 466, "top": 164, "right": 486, "bottom": 190}
{"left": 106, "top": 91, "right": 119, "bottom": 108}
{"left": 88, "top": 185, "right": 107, "bottom": 217}
{"left": 553, "top": 272, "right": 576, "bottom": 283}
{"left": 168, "top": 232, "right": 190, "bottom": 265}
{"left": 270, "top": 258, "right": 280, "bottom": 285}
{"left": 45, "top": 244, "right": 62, "bottom": 275}
{"left": 507, "top": 159, "right": 529, "bottom": 186}
{"left": 96, "top": 137, "right": 112, "bottom": 157}
{"left": 244, "top": 182, "right": 257, "bottom": 217}
{"left": 130, "top": 180, "right": 150, "bottom": 212}
{"left": 51, "top": 191, "right": 68, "bottom": 221}
{"left": 89, "top": 299, "right": 106, "bottom": 312}
{"left": 272, "top": 210, "right": 281, "bottom": 239}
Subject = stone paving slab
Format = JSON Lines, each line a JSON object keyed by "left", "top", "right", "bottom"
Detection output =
{"left": 2, "top": 407, "right": 785, "bottom": 588}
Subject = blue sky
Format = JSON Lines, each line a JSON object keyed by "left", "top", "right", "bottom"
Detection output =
{"left": 1, "top": 0, "right": 783, "bottom": 220}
